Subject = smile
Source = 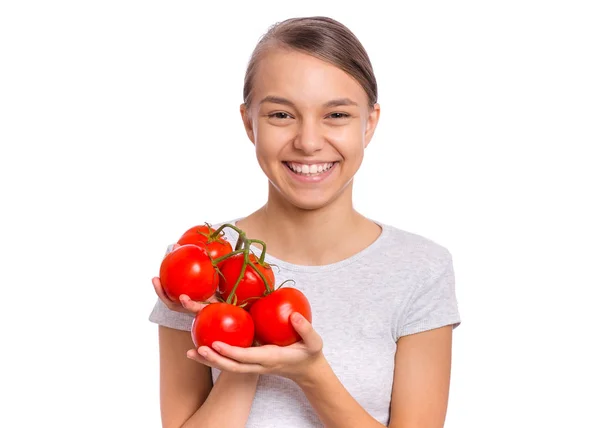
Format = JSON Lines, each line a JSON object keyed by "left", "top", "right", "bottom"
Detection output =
{"left": 283, "top": 161, "right": 337, "bottom": 177}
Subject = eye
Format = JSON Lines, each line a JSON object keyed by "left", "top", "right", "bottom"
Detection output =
{"left": 268, "top": 112, "right": 293, "bottom": 120}
{"left": 328, "top": 112, "right": 351, "bottom": 119}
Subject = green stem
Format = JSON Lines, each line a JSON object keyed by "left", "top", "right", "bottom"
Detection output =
{"left": 239, "top": 296, "right": 262, "bottom": 307}
{"left": 249, "top": 262, "right": 273, "bottom": 293}
{"left": 210, "top": 223, "right": 248, "bottom": 250}
{"left": 212, "top": 249, "right": 244, "bottom": 265}
{"left": 276, "top": 278, "right": 296, "bottom": 290}
{"left": 209, "top": 223, "right": 273, "bottom": 301}
{"left": 247, "top": 239, "right": 267, "bottom": 264}
{"left": 234, "top": 232, "right": 246, "bottom": 251}
{"left": 212, "top": 223, "right": 246, "bottom": 238}
{"left": 226, "top": 240, "right": 250, "bottom": 305}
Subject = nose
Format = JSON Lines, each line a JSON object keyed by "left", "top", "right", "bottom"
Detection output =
{"left": 293, "top": 119, "right": 324, "bottom": 155}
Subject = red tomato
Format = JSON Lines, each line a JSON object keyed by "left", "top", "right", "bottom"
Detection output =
{"left": 217, "top": 253, "right": 275, "bottom": 309}
{"left": 177, "top": 225, "right": 233, "bottom": 263}
{"left": 191, "top": 303, "right": 254, "bottom": 349}
{"left": 249, "top": 287, "right": 312, "bottom": 346}
{"left": 159, "top": 244, "right": 218, "bottom": 302}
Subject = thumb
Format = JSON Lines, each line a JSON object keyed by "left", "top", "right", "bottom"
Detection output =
{"left": 180, "top": 294, "right": 211, "bottom": 313}
{"left": 291, "top": 312, "right": 322, "bottom": 352}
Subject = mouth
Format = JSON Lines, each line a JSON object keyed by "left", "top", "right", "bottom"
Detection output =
{"left": 283, "top": 161, "right": 339, "bottom": 177}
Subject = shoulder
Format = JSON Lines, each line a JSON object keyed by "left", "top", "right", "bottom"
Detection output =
{"left": 375, "top": 222, "right": 453, "bottom": 275}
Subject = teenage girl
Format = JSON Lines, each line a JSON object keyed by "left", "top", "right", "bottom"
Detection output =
{"left": 150, "top": 16, "right": 461, "bottom": 428}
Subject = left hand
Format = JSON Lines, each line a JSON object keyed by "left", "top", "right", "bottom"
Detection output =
{"left": 187, "top": 312, "right": 324, "bottom": 383}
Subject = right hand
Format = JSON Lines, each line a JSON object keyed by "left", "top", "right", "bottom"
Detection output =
{"left": 152, "top": 243, "right": 218, "bottom": 314}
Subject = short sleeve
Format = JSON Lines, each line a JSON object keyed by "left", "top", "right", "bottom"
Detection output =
{"left": 147, "top": 243, "right": 195, "bottom": 331}
{"left": 396, "top": 253, "right": 461, "bottom": 339}
{"left": 148, "top": 298, "right": 195, "bottom": 331}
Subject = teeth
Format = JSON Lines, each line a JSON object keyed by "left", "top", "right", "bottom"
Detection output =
{"left": 286, "top": 162, "right": 335, "bottom": 176}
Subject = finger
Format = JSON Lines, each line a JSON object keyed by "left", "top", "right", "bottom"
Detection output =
{"left": 152, "top": 277, "right": 171, "bottom": 303}
{"left": 211, "top": 341, "right": 273, "bottom": 365}
{"left": 198, "top": 345, "right": 263, "bottom": 374}
{"left": 179, "top": 293, "right": 219, "bottom": 312}
{"left": 180, "top": 294, "right": 209, "bottom": 313}
{"left": 186, "top": 348, "right": 213, "bottom": 367}
{"left": 152, "top": 277, "right": 182, "bottom": 312}
{"left": 291, "top": 313, "right": 322, "bottom": 353}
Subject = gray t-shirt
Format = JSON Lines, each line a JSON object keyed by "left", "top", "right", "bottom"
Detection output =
{"left": 149, "top": 220, "right": 461, "bottom": 427}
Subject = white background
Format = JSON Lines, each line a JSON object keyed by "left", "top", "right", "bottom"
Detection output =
{"left": 1, "top": 1, "right": 598, "bottom": 427}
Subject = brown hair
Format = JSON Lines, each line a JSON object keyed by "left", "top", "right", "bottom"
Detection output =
{"left": 243, "top": 16, "right": 378, "bottom": 109}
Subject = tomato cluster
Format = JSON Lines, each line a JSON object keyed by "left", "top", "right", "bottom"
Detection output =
{"left": 159, "top": 223, "right": 312, "bottom": 349}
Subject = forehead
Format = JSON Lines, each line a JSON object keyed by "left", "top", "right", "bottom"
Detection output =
{"left": 252, "top": 48, "right": 368, "bottom": 107}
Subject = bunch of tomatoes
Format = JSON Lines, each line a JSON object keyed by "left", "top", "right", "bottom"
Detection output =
{"left": 159, "top": 223, "right": 312, "bottom": 349}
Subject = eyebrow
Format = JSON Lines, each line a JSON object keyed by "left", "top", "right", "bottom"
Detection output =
{"left": 259, "top": 96, "right": 358, "bottom": 108}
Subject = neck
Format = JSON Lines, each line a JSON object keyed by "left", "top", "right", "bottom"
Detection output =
{"left": 238, "top": 181, "right": 378, "bottom": 266}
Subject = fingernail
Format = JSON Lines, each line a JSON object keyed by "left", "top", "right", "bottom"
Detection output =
{"left": 292, "top": 313, "right": 303, "bottom": 323}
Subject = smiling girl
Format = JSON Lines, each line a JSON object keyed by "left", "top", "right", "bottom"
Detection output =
{"left": 149, "top": 16, "right": 461, "bottom": 428}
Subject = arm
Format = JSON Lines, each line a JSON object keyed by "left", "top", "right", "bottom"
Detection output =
{"left": 388, "top": 325, "right": 453, "bottom": 427}
{"left": 296, "top": 325, "right": 454, "bottom": 428}
{"left": 158, "top": 326, "right": 259, "bottom": 428}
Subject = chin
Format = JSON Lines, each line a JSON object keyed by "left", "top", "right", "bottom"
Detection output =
{"left": 264, "top": 161, "right": 354, "bottom": 211}
{"left": 288, "top": 196, "right": 332, "bottom": 211}
{"left": 279, "top": 184, "right": 350, "bottom": 211}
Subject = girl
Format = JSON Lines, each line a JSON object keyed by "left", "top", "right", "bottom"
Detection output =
{"left": 149, "top": 16, "right": 461, "bottom": 428}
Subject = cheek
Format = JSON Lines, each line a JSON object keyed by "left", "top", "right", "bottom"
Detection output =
{"left": 327, "top": 123, "right": 366, "bottom": 154}
{"left": 255, "top": 124, "right": 296, "bottom": 154}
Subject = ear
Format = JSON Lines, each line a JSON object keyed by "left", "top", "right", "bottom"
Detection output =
{"left": 240, "top": 103, "right": 256, "bottom": 145}
{"left": 363, "top": 103, "right": 381, "bottom": 149}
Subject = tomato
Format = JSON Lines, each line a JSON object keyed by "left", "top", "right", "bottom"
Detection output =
{"left": 249, "top": 287, "right": 312, "bottom": 346}
{"left": 217, "top": 253, "right": 275, "bottom": 309}
{"left": 191, "top": 303, "right": 254, "bottom": 349}
{"left": 177, "top": 225, "right": 233, "bottom": 264}
{"left": 159, "top": 244, "right": 218, "bottom": 302}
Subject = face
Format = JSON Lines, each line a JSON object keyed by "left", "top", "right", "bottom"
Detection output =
{"left": 240, "top": 48, "right": 380, "bottom": 211}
